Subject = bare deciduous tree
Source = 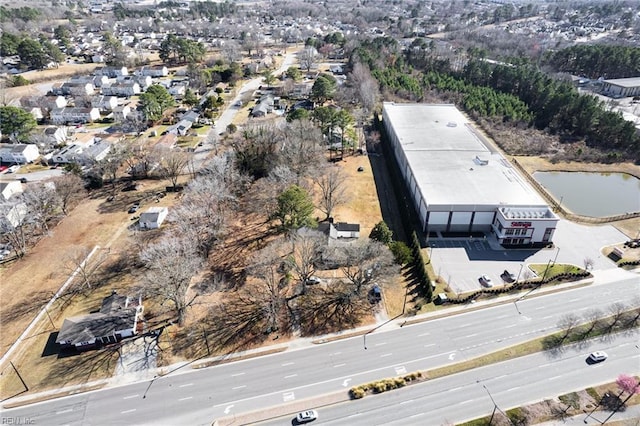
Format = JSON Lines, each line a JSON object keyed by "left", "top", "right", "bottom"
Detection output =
{"left": 0, "top": 203, "right": 29, "bottom": 257}
{"left": 52, "top": 174, "right": 86, "bottom": 215}
{"left": 298, "top": 47, "right": 318, "bottom": 72}
{"left": 123, "top": 138, "right": 157, "bottom": 179}
{"left": 22, "top": 182, "right": 61, "bottom": 233}
{"left": 557, "top": 313, "right": 580, "bottom": 340}
{"left": 64, "top": 246, "right": 110, "bottom": 293}
{"left": 140, "top": 237, "right": 203, "bottom": 326}
{"left": 248, "top": 240, "right": 290, "bottom": 333}
{"left": 337, "top": 240, "right": 396, "bottom": 294}
{"left": 349, "top": 61, "right": 380, "bottom": 114}
{"left": 158, "top": 148, "right": 189, "bottom": 191}
{"left": 314, "top": 165, "right": 348, "bottom": 220}
{"left": 285, "top": 230, "right": 324, "bottom": 295}
{"left": 171, "top": 172, "right": 235, "bottom": 256}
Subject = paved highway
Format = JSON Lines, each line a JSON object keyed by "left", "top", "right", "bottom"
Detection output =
{"left": 259, "top": 333, "right": 640, "bottom": 425}
{"left": 3, "top": 273, "right": 638, "bottom": 425}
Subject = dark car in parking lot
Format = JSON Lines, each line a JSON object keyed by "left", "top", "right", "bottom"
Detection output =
{"left": 501, "top": 270, "right": 516, "bottom": 283}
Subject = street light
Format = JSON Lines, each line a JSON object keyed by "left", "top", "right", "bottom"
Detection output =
{"left": 515, "top": 263, "right": 524, "bottom": 284}
{"left": 552, "top": 246, "right": 561, "bottom": 266}
{"left": 478, "top": 382, "right": 513, "bottom": 425}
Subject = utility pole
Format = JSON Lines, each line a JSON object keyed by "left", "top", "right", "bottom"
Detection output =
{"left": 10, "top": 361, "right": 28, "bottom": 392}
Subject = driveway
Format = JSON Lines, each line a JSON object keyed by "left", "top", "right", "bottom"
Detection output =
{"left": 431, "top": 219, "right": 629, "bottom": 294}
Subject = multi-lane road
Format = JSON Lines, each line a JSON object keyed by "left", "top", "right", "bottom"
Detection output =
{"left": 3, "top": 272, "right": 637, "bottom": 425}
{"left": 259, "top": 333, "right": 640, "bottom": 425}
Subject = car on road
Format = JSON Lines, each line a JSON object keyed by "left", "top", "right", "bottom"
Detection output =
{"left": 128, "top": 203, "right": 140, "bottom": 214}
{"left": 587, "top": 351, "right": 608, "bottom": 363}
{"left": 296, "top": 410, "right": 318, "bottom": 424}
{"left": 479, "top": 275, "right": 493, "bottom": 287}
{"left": 305, "top": 276, "right": 321, "bottom": 285}
{"left": 501, "top": 270, "right": 516, "bottom": 283}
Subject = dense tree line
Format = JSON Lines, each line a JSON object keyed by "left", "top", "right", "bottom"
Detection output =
{"left": 159, "top": 34, "right": 206, "bottom": 65}
{"left": 0, "top": 6, "right": 40, "bottom": 22}
{"left": 113, "top": 0, "right": 235, "bottom": 20}
{"left": 352, "top": 37, "right": 640, "bottom": 162}
{"left": 461, "top": 59, "right": 640, "bottom": 160}
{"left": 543, "top": 44, "right": 640, "bottom": 79}
{"left": 0, "top": 33, "right": 64, "bottom": 70}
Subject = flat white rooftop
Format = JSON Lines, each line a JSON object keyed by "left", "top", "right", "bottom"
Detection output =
{"left": 384, "top": 102, "right": 547, "bottom": 207}
{"left": 603, "top": 77, "right": 640, "bottom": 88}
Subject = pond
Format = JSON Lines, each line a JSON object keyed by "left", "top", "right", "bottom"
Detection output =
{"left": 533, "top": 171, "right": 640, "bottom": 218}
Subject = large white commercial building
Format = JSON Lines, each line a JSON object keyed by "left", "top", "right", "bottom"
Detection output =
{"left": 382, "top": 102, "right": 558, "bottom": 247}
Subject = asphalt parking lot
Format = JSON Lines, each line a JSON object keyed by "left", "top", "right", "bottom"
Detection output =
{"left": 430, "top": 219, "right": 629, "bottom": 294}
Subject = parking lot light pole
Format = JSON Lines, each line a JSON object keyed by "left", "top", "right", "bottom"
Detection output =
{"left": 552, "top": 246, "right": 561, "bottom": 266}
{"left": 515, "top": 263, "right": 524, "bottom": 283}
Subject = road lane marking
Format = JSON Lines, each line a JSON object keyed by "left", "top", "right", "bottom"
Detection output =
{"left": 232, "top": 385, "right": 246, "bottom": 390}
{"left": 506, "top": 386, "right": 521, "bottom": 392}
{"left": 460, "top": 400, "right": 473, "bottom": 405}
{"left": 418, "top": 332, "right": 430, "bottom": 337}
{"left": 465, "top": 333, "right": 478, "bottom": 338}
{"left": 334, "top": 363, "right": 346, "bottom": 368}
{"left": 424, "top": 343, "right": 435, "bottom": 348}
{"left": 505, "top": 324, "right": 518, "bottom": 328}
{"left": 380, "top": 353, "right": 392, "bottom": 358}
{"left": 542, "top": 315, "right": 554, "bottom": 319}
{"left": 283, "top": 392, "right": 295, "bottom": 402}
{"left": 179, "top": 383, "right": 193, "bottom": 388}
{"left": 285, "top": 374, "right": 298, "bottom": 378}
{"left": 497, "top": 314, "right": 509, "bottom": 319}
{"left": 395, "top": 366, "right": 407, "bottom": 375}
{"left": 535, "top": 306, "right": 545, "bottom": 310}
{"left": 374, "top": 342, "right": 387, "bottom": 346}
{"left": 179, "top": 397, "right": 193, "bottom": 401}
{"left": 331, "top": 352, "right": 342, "bottom": 355}
{"left": 123, "top": 394, "right": 139, "bottom": 399}
{"left": 282, "top": 362, "right": 294, "bottom": 366}
{"left": 548, "top": 376, "right": 559, "bottom": 381}
{"left": 410, "top": 413, "right": 425, "bottom": 418}
{"left": 231, "top": 372, "right": 245, "bottom": 377}
{"left": 347, "top": 413, "right": 362, "bottom": 418}
{"left": 224, "top": 404, "right": 234, "bottom": 414}
{"left": 400, "top": 399, "right": 414, "bottom": 404}
{"left": 56, "top": 409, "right": 73, "bottom": 414}
{"left": 569, "top": 298, "right": 581, "bottom": 302}
{"left": 121, "top": 409, "right": 136, "bottom": 414}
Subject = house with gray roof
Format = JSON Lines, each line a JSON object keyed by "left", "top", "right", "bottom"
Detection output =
{"left": 56, "top": 291, "right": 143, "bottom": 351}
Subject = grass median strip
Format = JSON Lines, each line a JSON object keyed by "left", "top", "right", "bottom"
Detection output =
{"left": 350, "top": 311, "right": 639, "bottom": 399}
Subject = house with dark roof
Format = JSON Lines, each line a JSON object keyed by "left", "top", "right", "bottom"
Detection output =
{"left": 316, "top": 220, "right": 360, "bottom": 245}
{"left": 139, "top": 206, "right": 168, "bottom": 229}
{"left": 56, "top": 291, "right": 143, "bottom": 351}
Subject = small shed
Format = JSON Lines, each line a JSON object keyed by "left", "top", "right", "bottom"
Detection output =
{"left": 139, "top": 207, "right": 168, "bottom": 229}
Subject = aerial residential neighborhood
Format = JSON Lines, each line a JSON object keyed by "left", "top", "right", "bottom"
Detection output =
{"left": 0, "top": 0, "right": 639, "bottom": 425}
